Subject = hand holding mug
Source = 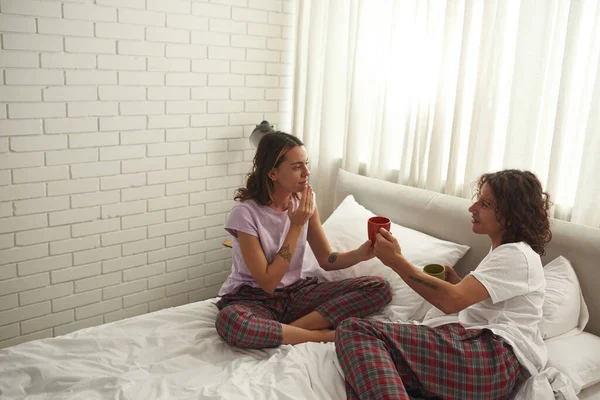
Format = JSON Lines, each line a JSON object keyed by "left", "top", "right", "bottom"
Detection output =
{"left": 373, "top": 227, "right": 402, "bottom": 267}
{"left": 444, "top": 265, "right": 461, "bottom": 284}
{"left": 356, "top": 239, "right": 376, "bottom": 261}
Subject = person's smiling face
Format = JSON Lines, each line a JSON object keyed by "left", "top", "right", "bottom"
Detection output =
{"left": 468, "top": 182, "right": 505, "bottom": 246}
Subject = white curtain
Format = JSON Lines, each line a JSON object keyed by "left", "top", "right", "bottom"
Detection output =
{"left": 292, "top": 0, "right": 600, "bottom": 228}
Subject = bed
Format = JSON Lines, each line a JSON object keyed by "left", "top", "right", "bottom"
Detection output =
{"left": 1, "top": 169, "right": 599, "bottom": 400}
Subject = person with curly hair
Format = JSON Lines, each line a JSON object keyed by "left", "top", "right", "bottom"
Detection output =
{"left": 215, "top": 131, "right": 392, "bottom": 349}
{"left": 335, "top": 169, "right": 552, "bottom": 400}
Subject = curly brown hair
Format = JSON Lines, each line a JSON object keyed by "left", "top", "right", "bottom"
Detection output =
{"left": 235, "top": 131, "right": 304, "bottom": 206}
{"left": 476, "top": 169, "right": 552, "bottom": 256}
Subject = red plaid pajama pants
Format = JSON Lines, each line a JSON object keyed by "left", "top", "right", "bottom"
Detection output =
{"left": 214, "top": 276, "right": 392, "bottom": 349}
{"left": 335, "top": 318, "right": 523, "bottom": 400}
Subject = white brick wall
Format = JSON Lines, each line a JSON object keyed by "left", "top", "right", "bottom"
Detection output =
{"left": 0, "top": 0, "right": 296, "bottom": 348}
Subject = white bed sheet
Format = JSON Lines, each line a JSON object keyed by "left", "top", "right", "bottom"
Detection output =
{"left": 1, "top": 297, "right": 594, "bottom": 400}
{"left": 0, "top": 298, "right": 346, "bottom": 400}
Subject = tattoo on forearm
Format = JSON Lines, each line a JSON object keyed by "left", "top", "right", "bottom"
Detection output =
{"left": 409, "top": 276, "right": 439, "bottom": 290}
{"left": 327, "top": 252, "right": 339, "bottom": 264}
{"left": 277, "top": 245, "right": 292, "bottom": 262}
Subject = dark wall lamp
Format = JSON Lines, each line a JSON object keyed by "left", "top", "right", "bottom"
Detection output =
{"left": 249, "top": 120, "right": 275, "bottom": 149}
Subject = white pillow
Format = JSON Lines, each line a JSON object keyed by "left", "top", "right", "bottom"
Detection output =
{"left": 546, "top": 331, "right": 600, "bottom": 393}
{"left": 302, "top": 195, "right": 470, "bottom": 322}
{"left": 540, "top": 256, "right": 589, "bottom": 340}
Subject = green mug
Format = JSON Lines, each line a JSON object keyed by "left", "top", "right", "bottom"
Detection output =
{"left": 423, "top": 264, "right": 446, "bottom": 280}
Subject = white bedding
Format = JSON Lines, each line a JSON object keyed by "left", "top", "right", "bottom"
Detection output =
{"left": 1, "top": 296, "right": 596, "bottom": 400}
{"left": 0, "top": 298, "right": 346, "bottom": 400}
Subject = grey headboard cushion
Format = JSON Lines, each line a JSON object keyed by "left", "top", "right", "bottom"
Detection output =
{"left": 333, "top": 169, "right": 600, "bottom": 336}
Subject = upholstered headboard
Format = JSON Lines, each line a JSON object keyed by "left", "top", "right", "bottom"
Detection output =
{"left": 333, "top": 169, "right": 600, "bottom": 336}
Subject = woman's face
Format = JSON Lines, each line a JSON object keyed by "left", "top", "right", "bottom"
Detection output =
{"left": 468, "top": 182, "right": 505, "bottom": 242}
{"left": 270, "top": 145, "right": 310, "bottom": 193}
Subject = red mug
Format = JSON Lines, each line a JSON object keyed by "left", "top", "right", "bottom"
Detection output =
{"left": 368, "top": 216, "right": 391, "bottom": 247}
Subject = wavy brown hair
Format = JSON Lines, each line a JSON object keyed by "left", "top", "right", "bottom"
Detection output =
{"left": 476, "top": 169, "right": 552, "bottom": 255}
{"left": 235, "top": 131, "right": 304, "bottom": 205}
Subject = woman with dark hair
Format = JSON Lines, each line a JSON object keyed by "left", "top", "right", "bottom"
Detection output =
{"left": 215, "top": 131, "right": 392, "bottom": 349}
{"left": 336, "top": 169, "right": 552, "bottom": 400}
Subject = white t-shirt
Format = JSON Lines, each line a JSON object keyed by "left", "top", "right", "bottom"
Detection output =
{"left": 459, "top": 242, "right": 547, "bottom": 376}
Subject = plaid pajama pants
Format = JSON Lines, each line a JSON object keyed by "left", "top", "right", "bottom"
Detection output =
{"left": 335, "top": 318, "right": 523, "bottom": 400}
{"left": 214, "top": 276, "right": 392, "bottom": 349}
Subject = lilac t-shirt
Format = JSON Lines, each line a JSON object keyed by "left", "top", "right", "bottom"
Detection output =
{"left": 219, "top": 194, "right": 315, "bottom": 296}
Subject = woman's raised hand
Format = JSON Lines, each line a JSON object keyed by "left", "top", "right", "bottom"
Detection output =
{"left": 288, "top": 185, "right": 313, "bottom": 227}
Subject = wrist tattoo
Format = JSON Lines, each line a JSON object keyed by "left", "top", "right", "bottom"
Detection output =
{"left": 327, "top": 252, "right": 339, "bottom": 264}
{"left": 409, "top": 276, "right": 439, "bottom": 290}
{"left": 277, "top": 245, "right": 292, "bottom": 262}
